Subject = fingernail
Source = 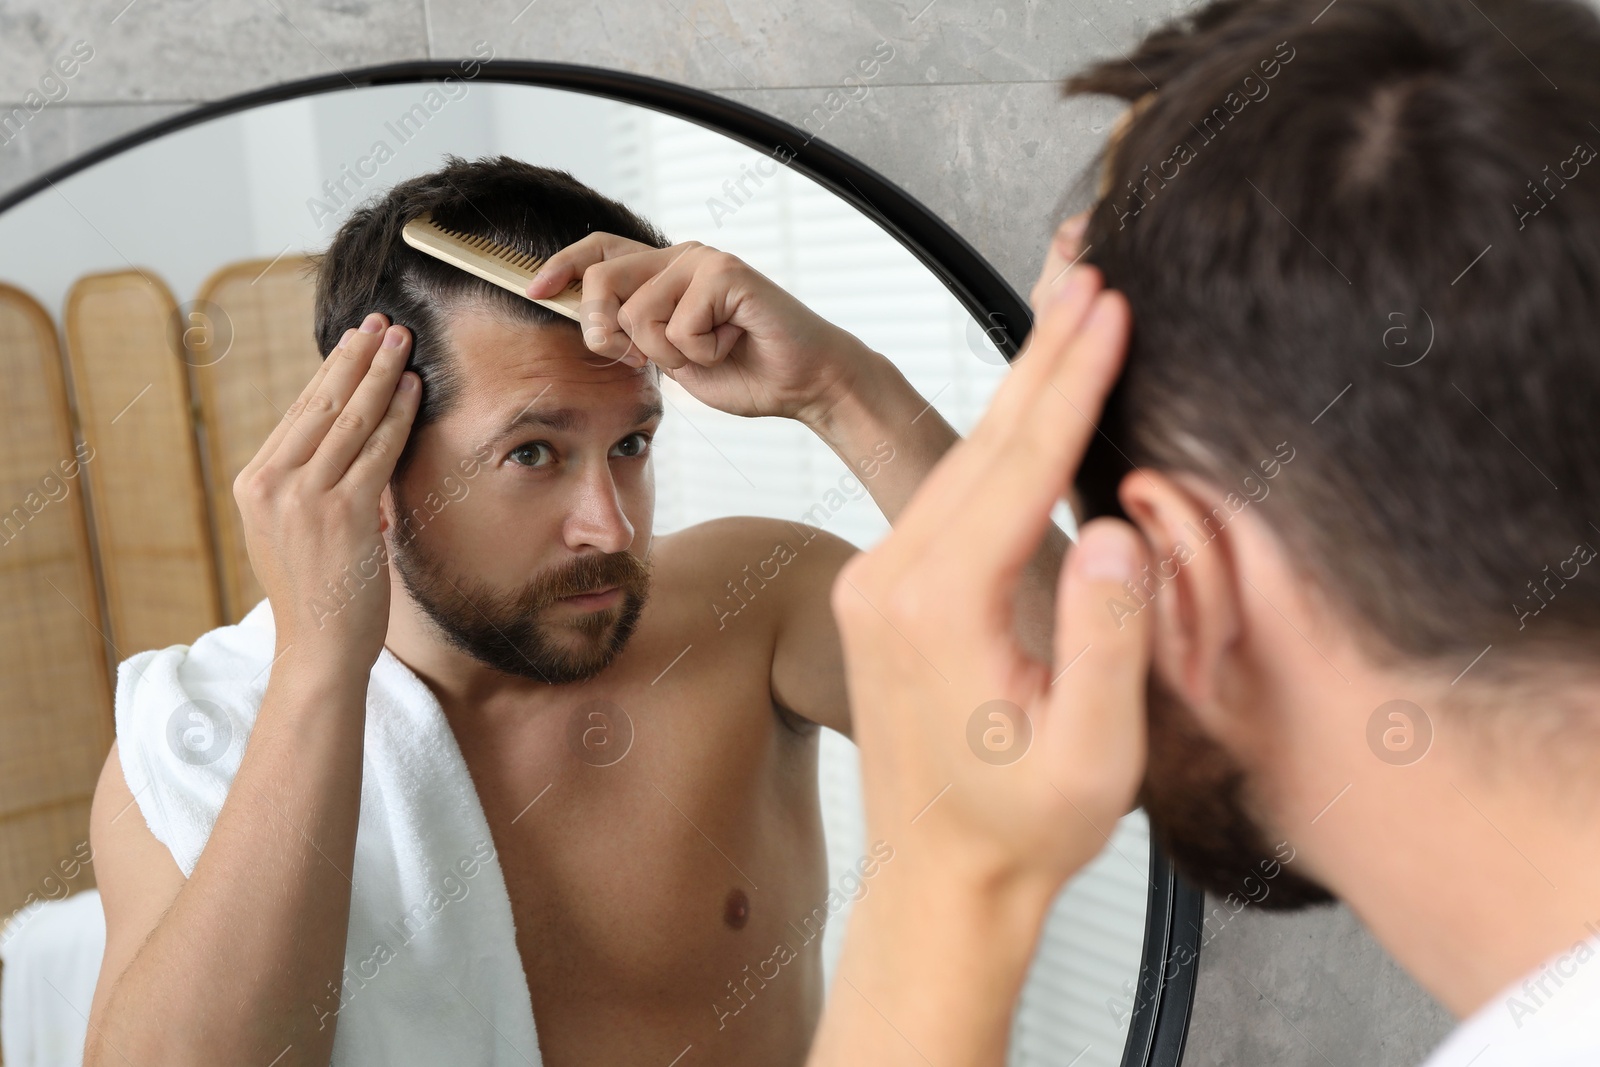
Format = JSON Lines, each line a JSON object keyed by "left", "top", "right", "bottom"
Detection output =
{"left": 1076, "top": 523, "right": 1137, "bottom": 582}
{"left": 399, "top": 373, "right": 418, "bottom": 392}
{"left": 528, "top": 269, "right": 549, "bottom": 291}
{"left": 360, "top": 313, "right": 385, "bottom": 333}
{"left": 382, "top": 326, "right": 405, "bottom": 348}
{"left": 340, "top": 327, "right": 357, "bottom": 348}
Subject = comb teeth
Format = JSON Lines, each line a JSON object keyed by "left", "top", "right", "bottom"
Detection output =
{"left": 428, "top": 219, "right": 547, "bottom": 273}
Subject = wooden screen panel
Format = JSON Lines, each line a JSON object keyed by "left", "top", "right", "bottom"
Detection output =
{"left": 0, "top": 282, "right": 114, "bottom": 923}
{"left": 190, "top": 256, "right": 322, "bottom": 623}
{"left": 63, "top": 269, "right": 221, "bottom": 658}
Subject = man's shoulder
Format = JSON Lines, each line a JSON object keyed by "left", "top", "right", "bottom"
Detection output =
{"left": 654, "top": 515, "right": 853, "bottom": 573}
{"left": 646, "top": 516, "right": 858, "bottom": 636}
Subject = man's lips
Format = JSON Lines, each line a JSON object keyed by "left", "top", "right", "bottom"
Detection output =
{"left": 556, "top": 585, "right": 621, "bottom": 608}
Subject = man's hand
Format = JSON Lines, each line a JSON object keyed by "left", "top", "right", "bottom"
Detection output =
{"left": 831, "top": 259, "right": 1151, "bottom": 899}
{"left": 525, "top": 233, "right": 872, "bottom": 426}
{"left": 807, "top": 221, "right": 1152, "bottom": 1065}
{"left": 233, "top": 312, "right": 419, "bottom": 669}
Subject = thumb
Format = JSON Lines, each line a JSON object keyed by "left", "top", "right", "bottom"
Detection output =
{"left": 1041, "top": 517, "right": 1153, "bottom": 815}
{"left": 712, "top": 322, "right": 743, "bottom": 362}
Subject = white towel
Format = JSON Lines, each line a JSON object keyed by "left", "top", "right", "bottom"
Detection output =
{"left": 0, "top": 888, "right": 106, "bottom": 1067}
{"left": 113, "top": 596, "right": 542, "bottom": 1066}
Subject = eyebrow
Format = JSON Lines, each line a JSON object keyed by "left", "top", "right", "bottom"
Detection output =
{"left": 491, "top": 398, "right": 665, "bottom": 442}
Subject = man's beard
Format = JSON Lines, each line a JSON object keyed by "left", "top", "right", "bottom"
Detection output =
{"left": 1138, "top": 672, "right": 1336, "bottom": 910}
{"left": 388, "top": 494, "right": 652, "bottom": 685}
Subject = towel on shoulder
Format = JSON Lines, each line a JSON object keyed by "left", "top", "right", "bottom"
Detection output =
{"left": 113, "top": 596, "right": 542, "bottom": 1066}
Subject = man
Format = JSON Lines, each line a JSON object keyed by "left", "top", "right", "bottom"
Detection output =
{"left": 83, "top": 155, "right": 1064, "bottom": 1067}
{"left": 809, "top": 0, "right": 1600, "bottom": 1064}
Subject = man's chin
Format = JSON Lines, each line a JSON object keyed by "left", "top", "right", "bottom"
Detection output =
{"left": 1140, "top": 675, "right": 1338, "bottom": 912}
{"left": 1142, "top": 781, "right": 1339, "bottom": 912}
{"left": 511, "top": 592, "right": 647, "bottom": 685}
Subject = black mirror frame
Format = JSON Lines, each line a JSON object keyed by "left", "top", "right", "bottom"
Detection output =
{"left": 0, "top": 57, "right": 1203, "bottom": 1067}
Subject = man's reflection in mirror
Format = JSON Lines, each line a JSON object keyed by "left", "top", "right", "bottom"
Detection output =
{"left": 85, "top": 155, "right": 1069, "bottom": 1067}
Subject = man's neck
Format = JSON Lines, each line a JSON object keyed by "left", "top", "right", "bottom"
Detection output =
{"left": 1317, "top": 729, "right": 1600, "bottom": 1020}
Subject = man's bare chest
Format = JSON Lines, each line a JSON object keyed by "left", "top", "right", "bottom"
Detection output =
{"left": 448, "top": 646, "right": 829, "bottom": 996}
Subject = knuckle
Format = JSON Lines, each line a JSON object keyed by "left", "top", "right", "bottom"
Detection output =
{"left": 232, "top": 472, "right": 258, "bottom": 505}
{"left": 362, "top": 432, "right": 394, "bottom": 464}
{"left": 283, "top": 483, "right": 315, "bottom": 513}
{"left": 662, "top": 319, "right": 691, "bottom": 348}
{"left": 333, "top": 409, "right": 366, "bottom": 434}
{"left": 706, "top": 251, "right": 743, "bottom": 279}
{"left": 328, "top": 482, "right": 365, "bottom": 514}
{"left": 882, "top": 582, "right": 928, "bottom": 628}
{"left": 303, "top": 392, "right": 334, "bottom": 416}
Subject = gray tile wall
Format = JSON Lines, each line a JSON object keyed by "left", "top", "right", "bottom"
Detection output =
{"left": 0, "top": 1, "right": 1459, "bottom": 1063}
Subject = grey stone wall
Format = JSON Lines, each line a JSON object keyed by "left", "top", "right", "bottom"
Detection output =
{"left": 0, "top": 1, "right": 1458, "bottom": 1063}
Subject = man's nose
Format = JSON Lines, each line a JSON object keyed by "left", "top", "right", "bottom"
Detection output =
{"left": 563, "top": 464, "right": 634, "bottom": 554}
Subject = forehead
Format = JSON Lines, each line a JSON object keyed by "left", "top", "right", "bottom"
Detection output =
{"left": 440, "top": 305, "right": 659, "bottom": 438}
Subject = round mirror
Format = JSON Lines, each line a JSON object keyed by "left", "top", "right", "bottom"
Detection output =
{"left": 0, "top": 63, "right": 1196, "bottom": 1067}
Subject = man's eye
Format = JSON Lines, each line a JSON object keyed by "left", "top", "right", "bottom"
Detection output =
{"left": 612, "top": 432, "right": 652, "bottom": 459}
{"left": 509, "top": 442, "right": 554, "bottom": 467}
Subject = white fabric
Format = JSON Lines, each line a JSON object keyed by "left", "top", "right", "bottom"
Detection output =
{"left": 113, "top": 596, "right": 541, "bottom": 1066}
{"left": 1420, "top": 931, "right": 1600, "bottom": 1066}
{"left": 0, "top": 889, "right": 106, "bottom": 1067}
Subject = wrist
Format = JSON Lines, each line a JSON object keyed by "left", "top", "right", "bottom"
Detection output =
{"left": 268, "top": 642, "right": 372, "bottom": 702}
{"left": 797, "top": 338, "right": 906, "bottom": 441}
{"left": 871, "top": 839, "right": 1061, "bottom": 945}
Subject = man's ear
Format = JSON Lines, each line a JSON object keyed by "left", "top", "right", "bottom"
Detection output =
{"left": 1115, "top": 468, "right": 1242, "bottom": 715}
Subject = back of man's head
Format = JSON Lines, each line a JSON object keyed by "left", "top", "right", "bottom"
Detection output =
{"left": 307, "top": 154, "right": 669, "bottom": 482}
{"left": 1068, "top": 0, "right": 1600, "bottom": 697}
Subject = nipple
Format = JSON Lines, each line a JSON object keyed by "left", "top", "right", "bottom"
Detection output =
{"left": 723, "top": 888, "right": 750, "bottom": 930}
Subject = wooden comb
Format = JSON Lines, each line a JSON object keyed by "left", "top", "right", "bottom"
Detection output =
{"left": 400, "top": 212, "right": 583, "bottom": 321}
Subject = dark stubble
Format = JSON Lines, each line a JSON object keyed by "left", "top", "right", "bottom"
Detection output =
{"left": 388, "top": 485, "right": 652, "bottom": 685}
{"left": 1138, "top": 672, "right": 1337, "bottom": 909}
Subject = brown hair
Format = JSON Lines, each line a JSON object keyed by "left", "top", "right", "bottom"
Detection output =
{"left": 306, "top": 154, "right": 670, "bottom": 482}
{"left": 1066, "top": 0, "right": 1600, "bottom": 680}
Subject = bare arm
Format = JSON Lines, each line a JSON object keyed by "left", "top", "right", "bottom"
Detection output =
{"left": 764, "top": 346, "right": 1070, "bottom": 737}
{"left": 87, "top": 663, "right": 368, "bottom": 1066}
{"left": 84, "top": 313, "right": 422, "bottom": 1067}
{"left": 803, "top": 344, "right": 1070, "bottom": 664}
